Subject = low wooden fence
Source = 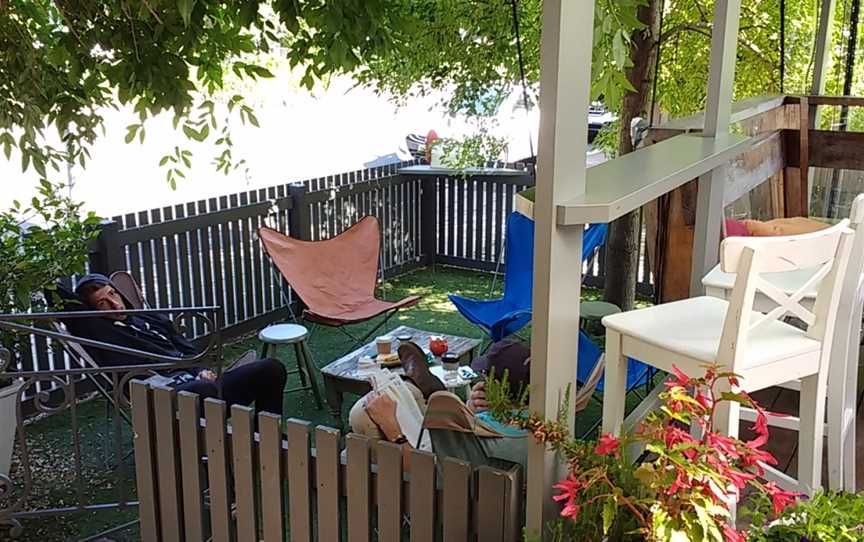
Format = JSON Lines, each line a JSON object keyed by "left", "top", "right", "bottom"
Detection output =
{"left": 130, "top": 381, "right": 523, "bottom": 542}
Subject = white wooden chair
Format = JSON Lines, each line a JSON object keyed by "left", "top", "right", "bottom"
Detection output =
{"left": 601, "top": 220, "right": 855, "bottom": 495}
{"left": 700, "top": 194, "right": 864, "bottom": 492}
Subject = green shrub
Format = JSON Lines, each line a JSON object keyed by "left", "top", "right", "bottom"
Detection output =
{"left": 745, "top": 491, "right": 864, "bottom": 541}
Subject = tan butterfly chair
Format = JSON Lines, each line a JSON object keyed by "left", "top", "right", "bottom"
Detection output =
{"left": 259, "top": 216, "right": 421, "bottom": 349}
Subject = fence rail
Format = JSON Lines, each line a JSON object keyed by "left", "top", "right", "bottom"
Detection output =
{"left": 131, "top": 381, "right": 523, "bottom": 542}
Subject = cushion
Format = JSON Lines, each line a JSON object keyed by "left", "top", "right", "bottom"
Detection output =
{"left": 724, "top": 218, "right": 749, "bottom": 237}
{"left": 744, "top": 217, "right": 830, "bottom": 237}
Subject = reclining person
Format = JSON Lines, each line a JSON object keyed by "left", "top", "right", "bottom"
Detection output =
{"left": 351, "top": 339, "right": 529, "bottom": 468}
{"left": 71, "top": 273, "right": 287, "bottom": 416}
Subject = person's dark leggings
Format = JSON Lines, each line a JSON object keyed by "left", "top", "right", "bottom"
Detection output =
{"left": 176, "top": 358, "right": 287, "bottom": 416}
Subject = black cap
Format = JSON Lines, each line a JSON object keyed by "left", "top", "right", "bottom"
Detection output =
{"left": 74, "top": 273, "right": 112, "bottom": 296}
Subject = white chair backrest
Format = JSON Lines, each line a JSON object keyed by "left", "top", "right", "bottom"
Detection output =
{"left": 718, "top": 220, "right": 854, "bottom": 369}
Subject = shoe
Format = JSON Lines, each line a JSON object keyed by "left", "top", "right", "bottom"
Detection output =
{"left": 398, "top": 342, "right": 445, "bottom": 399}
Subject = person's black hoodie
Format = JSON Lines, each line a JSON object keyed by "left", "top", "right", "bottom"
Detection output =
{"left": 58, "top": 274, "right": 201, "bottom": 377}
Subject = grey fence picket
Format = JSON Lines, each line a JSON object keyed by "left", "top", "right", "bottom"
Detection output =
{"left": 177, "top": 392, "right": 206, "bottom": 542}
{"left": 204, "top": 398, "right": 232, "bottom": 542}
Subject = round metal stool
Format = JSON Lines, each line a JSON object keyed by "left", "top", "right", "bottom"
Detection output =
{"left": 259, "top": 323, "right": 322, "bottom": 408}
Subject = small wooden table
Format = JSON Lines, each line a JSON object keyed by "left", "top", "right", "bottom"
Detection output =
{"left": 320, "top": 325, "right": 481, "bottom": 426}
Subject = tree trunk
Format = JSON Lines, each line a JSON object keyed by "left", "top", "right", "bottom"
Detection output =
{"left": 603, "top": 0, "right": 662, "bottom": 311}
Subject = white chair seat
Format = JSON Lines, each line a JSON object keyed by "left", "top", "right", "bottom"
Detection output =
{"left": 259, "top": 323, "right": 309, "bottom": 344}
{"left": 602, "top": 296, "right": 821, "bottom": 372}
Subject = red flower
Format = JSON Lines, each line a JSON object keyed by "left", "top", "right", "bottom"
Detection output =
{"left": 695, "top": 389, "right": 713, "bottom": 411}
{"left": 666, "top": 467, "right": 689, "bottom": 495}
{"left": 747, "top": 410, "right": 770, "bottom": 448}
{"left": 664, "top": 365, "right": 692, "bottom": 391}
{"left": 763, "top": 481, "right": 800, "bottom": 516}
{"left": 664, "top": 425, "right": 697, "bottom": 459}
{"left": 706, "top": 432, "right": 739, "bottom": 458}
{"left": 740, "top": 440, "right": 778, "bottom": 472}
{"left": 552, "top": 475, "right": 582, "bottom": 520}
{"left": 722, "top": 524, "right": 746, "bottom": 542}
{"left": 595, "top": 433, "right": 621, "bottom": 458}
{"left": 723, "top": 466, "right": 756, "bottom": 490}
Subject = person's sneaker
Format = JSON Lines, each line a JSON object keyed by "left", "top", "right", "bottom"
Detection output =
{"left": 398, "top": 342, "right": 445, "bottom": 398}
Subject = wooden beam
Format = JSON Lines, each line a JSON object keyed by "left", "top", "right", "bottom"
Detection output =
{"left": 660, "top": 95, "right": 785, "bottom": 132}
{"left": 802, "top": 95, "right": 864, "bottom": 108}
{"left": 528, "top": 0, "right": 594, "bottom": 533}
{"left": 784, "top": 130, "right": 864, "bottom": 170}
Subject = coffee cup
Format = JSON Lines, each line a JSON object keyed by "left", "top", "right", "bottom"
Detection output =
{"left": 376, "top": 335, "right": 393, "bottom": 356}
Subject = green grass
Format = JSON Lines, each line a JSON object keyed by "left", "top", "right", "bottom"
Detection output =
{"left": 8, "top": 265, "right": 646, "bottom": 541}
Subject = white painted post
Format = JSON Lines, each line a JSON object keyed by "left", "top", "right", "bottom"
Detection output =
{"left": 690, "top": 0, "right": 743, "bottom": 296}
{"left": 527, "top": 0, "right": 595, "bottom": 535}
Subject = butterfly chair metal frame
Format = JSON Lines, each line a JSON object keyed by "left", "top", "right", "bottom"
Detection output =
{"left": 259, "top": 216, "right": 421, "bottom": 355}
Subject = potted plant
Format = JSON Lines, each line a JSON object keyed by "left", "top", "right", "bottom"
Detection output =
{"left": 0, "top": 348, "right": 23, "bottom": 478}
{"left": 487, "top": 365, "right": 802, "bottom": 542}
{"left": 0, "top": 179, "right": 100, "bottom": 477}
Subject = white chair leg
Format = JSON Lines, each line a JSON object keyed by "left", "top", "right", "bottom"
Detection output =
{"left": 600, "top": 330, "right": 627, "bottom": 437}
{"left": 798, "top": 373, "right": 827, "bottom": 495}
{"left": 842, "top": 408, "right": 856, "bottom": 492}
{"left": 826, "top": 387, "right": 845, "bottom": 491}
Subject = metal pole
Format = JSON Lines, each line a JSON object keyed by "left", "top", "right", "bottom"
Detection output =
{"left": 527, "top": 0, "right": 593, "bottom": 534}
{"left": 811, "top": 0, "right": 838, "bottom": 124}
{"left": 826, "top": 0, "right": 859, "bottom": 217}
{"left": 781, "top": 0, "right": 786, "bottom": 93}
{"left": 690, "top": 0, "right": 743, "bottom": 296}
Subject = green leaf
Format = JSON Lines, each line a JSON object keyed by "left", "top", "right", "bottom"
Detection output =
{"left": 602, "top": 497, "right": 616, "bottom": 534}
{"left": 124, "top": 124, "right": 139, "bottom": 144}
{"left": 177, "top": 0, "right": 196, "bottom": 27}
{"left": 159, "top": 155, "right": 171, "bottom": 167}
{"left": 719, "top": 392, "right": 751, "bottom": 405}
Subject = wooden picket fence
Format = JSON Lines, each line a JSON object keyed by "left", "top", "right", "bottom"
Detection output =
{"left": 130, "top": 381, "right": 523, "bottom": 542}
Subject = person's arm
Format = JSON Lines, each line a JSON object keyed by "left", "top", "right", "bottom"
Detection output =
{"left": 150, "top": 313, "right": 199, "bottom": 357}
{"left": 364, "top": 393, "right": 412, "bottom": 469}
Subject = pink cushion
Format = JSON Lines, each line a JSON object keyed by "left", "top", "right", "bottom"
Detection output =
{"left": 724, "top": 218, "right": 749, "bottom": 237}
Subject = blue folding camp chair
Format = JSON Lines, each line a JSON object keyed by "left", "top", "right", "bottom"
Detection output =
{"left": 450, "top": 212, "right": 651, "bottom": 399}
{"left": 449, "top": 212, "right": 607, "bottom": 342}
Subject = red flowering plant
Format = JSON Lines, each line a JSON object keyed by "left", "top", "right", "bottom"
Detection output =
{"left": 487, "top": 364, "right": 802, "bottom": 542}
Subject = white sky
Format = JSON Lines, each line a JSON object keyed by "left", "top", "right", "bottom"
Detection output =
{"left": 0, "top": 68, "right": 539, "bottom": 219}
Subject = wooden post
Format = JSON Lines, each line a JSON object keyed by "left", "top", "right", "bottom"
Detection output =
{"left": 419, "top": 176, "right": 438, "bottom": 266}
{"left": 288, "top": 183, "right": 313, "bottom": 241}
{"left": 783, "top": 98, "right": 811, "bottom": 218}
{"left": 690, "top": 0, "right": 742, "bottom": 295}
{"left": 528, "top": 0, "right": 594, "bottom": 535}
{"left": 90, "top": 220, "right": 125, "bottom": 274}
{"left": 799, "top": 97, "right": 810, "bottom": 215}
